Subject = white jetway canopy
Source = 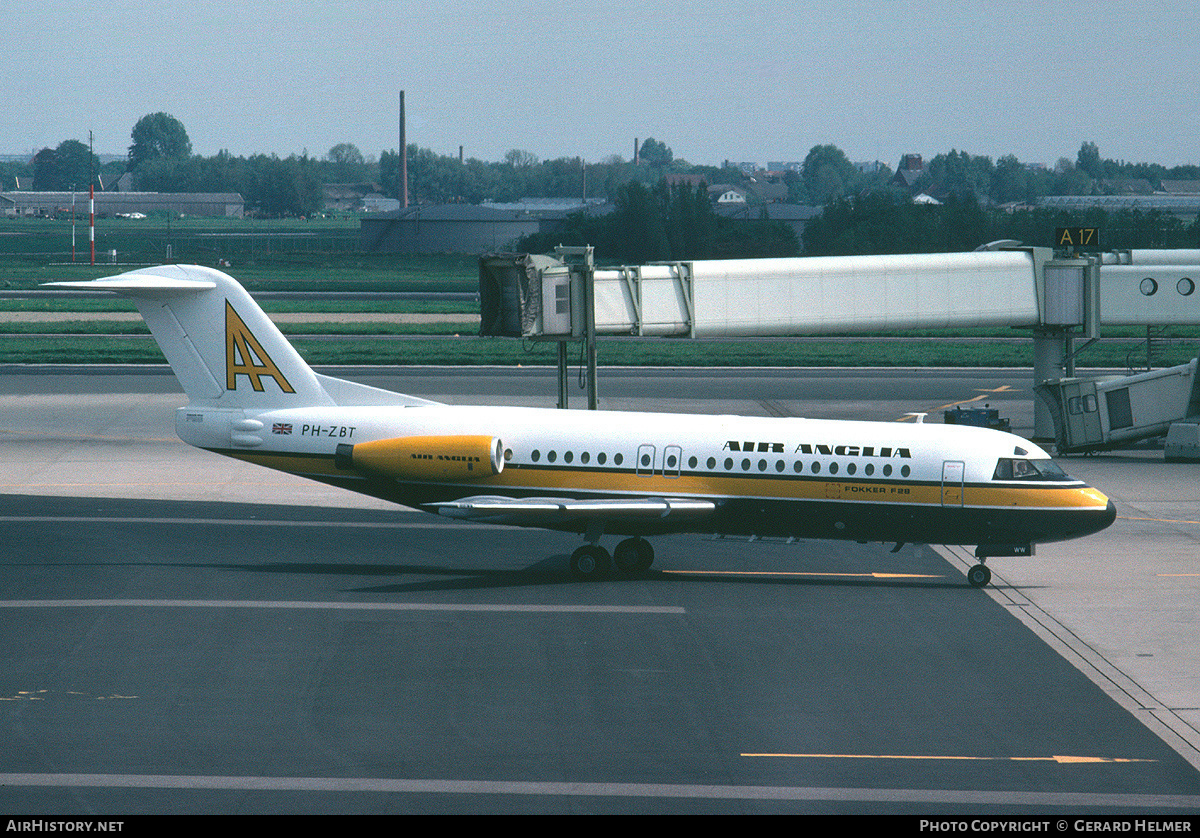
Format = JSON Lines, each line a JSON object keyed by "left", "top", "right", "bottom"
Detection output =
{"left": 482, "top": 249, "right": 1059, "bottom": 340}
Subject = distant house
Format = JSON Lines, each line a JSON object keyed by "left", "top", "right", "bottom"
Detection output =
{"left": 1159, "top": 180, "right": 1200, "bottom": 196}
{"left": 890, "top": 154, "right": 924, "bottom": 191}
{"left": 663, "top": 173, "right": 708, "bottom": 189}
{"left": 714, "top": 203, "right": 821, "bottom": 243}
{"left": 744, "top": 177, "right": 788, "bottom": 203}
{"left": 323, "top": 182, "right": 385, "bottom": 212}
{"left": 361, "top": 193, "right": 401, "bottom": 213}
{"left": 708, "top": 185, "right": 748, "bottom": 204}
{"left": 1098, "top": 179, "right": 1154, "bottom": 196}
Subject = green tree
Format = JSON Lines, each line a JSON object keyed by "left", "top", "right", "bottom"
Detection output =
{"left": 242, "top": 154, "right": 322, "bottom": 217}
{"left": 989, "top": 154, "right": 1034, "bottom": 204}
{"left": 325, "top": 143, "right": 366, "bottom": 182}
{"left": 503, "top": 149, "right": 539, "bottom": 168}
{"left": 638, "top": 138, "right": 673, "bottom": 168}
{"left": 1077, "top": 141, "right": 1102, "bottom": 180}
{"left": 31, "top": 140, "right": 99, "bottom": 191}
{"left": 801, "top": 144, "right": 858, "bottom": 205}
{"left": 128, "top": 113, "right": 192, "bottom": 171}
{"left": 922, "top": 150, "right": 994, "bottom": 199}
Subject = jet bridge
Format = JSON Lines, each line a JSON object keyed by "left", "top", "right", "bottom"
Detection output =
{"left": 480, "top": 246, "right": 1097, "bottom": 430}
{"left": 480, "top": 246, "right": 1200, "bottom": 449}
{"left": 482, "top": 248, "right": 1063, "bottom": 338}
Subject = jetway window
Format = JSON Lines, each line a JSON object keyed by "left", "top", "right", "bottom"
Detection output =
{"left": 1140, "top": 278, "right": 1158, "bottom": 296}
{"left": 1107, "top": 388, "right": 1134, "bottom": 430}
{"left": 1179, "top": 278, "right": 1195, "bottom": 296}
{"left": 1067, "top": 395, "right": 1098, "bottom": 415}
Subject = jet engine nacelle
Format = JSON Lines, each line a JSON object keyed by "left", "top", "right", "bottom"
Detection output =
{"left": 336, "top": 435, "right": 504, "bottom": 482}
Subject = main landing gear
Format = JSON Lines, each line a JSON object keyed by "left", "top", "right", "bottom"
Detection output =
{"left": 570, "top": 537, "right": 654, "bottom": 580}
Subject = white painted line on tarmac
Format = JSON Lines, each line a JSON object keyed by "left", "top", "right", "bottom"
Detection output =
{"left": 0, "top": 515, "right": 494, "bottom": 529}
{"left": 0, "top": 599, "right": 684, "bottom": 614}
{"left": 1, "top": 772, "right": 1198, "bottom": 809}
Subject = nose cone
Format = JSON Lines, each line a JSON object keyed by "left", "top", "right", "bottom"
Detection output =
{"left": 1100, "top": 498, "right": 1117, "bottom": 530}
{"left": 1074, "top": 493, "right": 1116, "bottom": 539}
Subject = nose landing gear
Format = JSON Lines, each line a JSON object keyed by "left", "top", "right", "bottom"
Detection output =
{"left": 966, "top": 563, "right": 992, "bottom": 588}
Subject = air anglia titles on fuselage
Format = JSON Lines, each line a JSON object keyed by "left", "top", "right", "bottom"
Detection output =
{"left": 722, "top": 441, "right": 912, "bottom": 458}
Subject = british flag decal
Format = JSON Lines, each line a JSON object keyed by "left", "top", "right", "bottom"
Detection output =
{"left": 272, "top": 423, "right": 293, "bottom": 435}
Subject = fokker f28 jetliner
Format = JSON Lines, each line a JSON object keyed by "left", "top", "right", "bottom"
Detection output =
{"left": 48, "top": 265, "right": 1116, "bottom": 587}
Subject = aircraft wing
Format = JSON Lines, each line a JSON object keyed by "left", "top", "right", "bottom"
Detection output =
{"left": 426, "top": 495, "right": 717, "bottom": 526}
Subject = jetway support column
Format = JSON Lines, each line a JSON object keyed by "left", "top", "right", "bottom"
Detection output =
{"left": 557, "top": 342, "right": 570, "bottom": 409}
{"left": 552, "top": 245, "right": 598, "bottom": 410}
{"left": 1033, "top": 328, "right": 1072, "bottom": 441}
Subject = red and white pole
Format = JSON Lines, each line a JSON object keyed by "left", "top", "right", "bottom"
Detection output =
{"left": 89, "top": 183, "right": 95, "bottom": 265}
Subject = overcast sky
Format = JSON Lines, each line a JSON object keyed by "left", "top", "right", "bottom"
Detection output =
{"left": 8, "top": 1, "right": 1199, "bottom": 169}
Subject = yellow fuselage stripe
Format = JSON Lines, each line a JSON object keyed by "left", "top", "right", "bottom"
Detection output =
{"left": 220, "top": 450, "right": 1108, "bottom": 511}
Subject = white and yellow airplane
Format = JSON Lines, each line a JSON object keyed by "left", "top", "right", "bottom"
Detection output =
{"left": 48, "top": 265, "right": 1115, "bottom": 587}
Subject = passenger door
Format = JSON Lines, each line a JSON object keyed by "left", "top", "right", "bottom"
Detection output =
{"left": 941, "top": 460, "right": 964, "bottom": 506}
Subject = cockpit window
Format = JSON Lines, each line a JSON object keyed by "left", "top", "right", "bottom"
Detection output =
{"left": 992, "top": 458, "right": 1070, "bottom": 481}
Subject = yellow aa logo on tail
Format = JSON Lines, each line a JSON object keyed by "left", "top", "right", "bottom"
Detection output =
{"left": 224, "top": 301, "right": 296, "bottom": 393}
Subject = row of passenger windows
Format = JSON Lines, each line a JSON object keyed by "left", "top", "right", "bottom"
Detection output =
{"left": 527, "top": 449, "right": 911, "bottom": 477}
{"left": 529, "top": 449, "right": 623, "bottom": 466}
{"left": 711, "top": 457, "right": 912, "bottom": 477}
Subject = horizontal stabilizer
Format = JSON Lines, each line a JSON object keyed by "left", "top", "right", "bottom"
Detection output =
{"left": 44, "top": 276, "right": 217, "bottom": 296}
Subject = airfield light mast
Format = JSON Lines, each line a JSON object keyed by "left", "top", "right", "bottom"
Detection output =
{"left": 89, "top": 131, "right": 95, "bottom": 265}
{"left": 399, "top": 91, "right": 408, "bottom": 209}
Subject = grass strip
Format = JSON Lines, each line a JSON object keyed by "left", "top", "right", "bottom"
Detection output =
{"left": 2, "top": 334, "right": 1195, "bottom": 368}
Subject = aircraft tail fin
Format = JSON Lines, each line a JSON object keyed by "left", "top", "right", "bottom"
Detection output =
{"left": 45, "top": 264, "right": 431, "bottom": 409}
